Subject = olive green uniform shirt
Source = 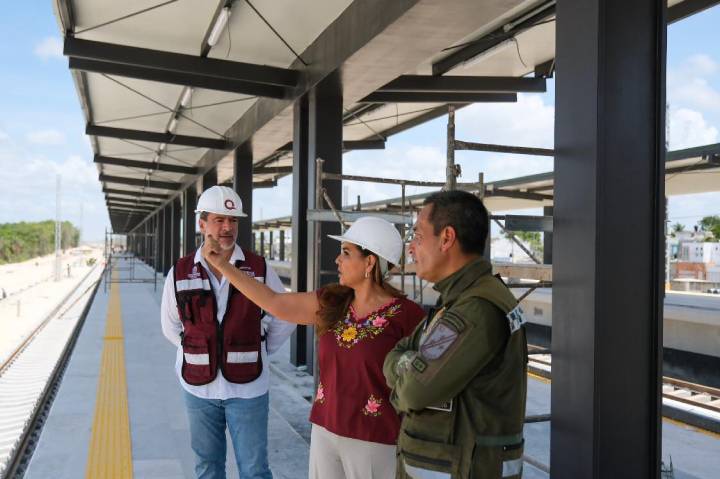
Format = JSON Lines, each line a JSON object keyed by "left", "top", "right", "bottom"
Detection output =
{"left": 384, "top": 257, "right": 528, "bottom": 479}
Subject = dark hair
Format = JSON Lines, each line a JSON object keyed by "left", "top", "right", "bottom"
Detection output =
{"left": 316, "top": 244, "right": 404, "bottom": 335}
{"left": 199, "top": 211, "right": 209, "bottom": 221}
{"left": 422, "top": 190, "right": 489, "bottom": 255}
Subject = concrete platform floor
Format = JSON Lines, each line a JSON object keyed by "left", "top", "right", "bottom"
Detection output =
{"left": 24, "top": 259, "right": 720, "bottom": 478}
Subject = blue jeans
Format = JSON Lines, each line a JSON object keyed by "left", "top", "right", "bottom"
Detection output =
{"left": 183, "top": 390, "right": 272, "bottom": 479}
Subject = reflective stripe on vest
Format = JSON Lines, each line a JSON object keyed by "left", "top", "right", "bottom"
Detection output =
{"left": 403, "top": 460, "right": 450, "bottom": 479}
{"left": 175, "top": 278, "right": 211, "bottom": 292}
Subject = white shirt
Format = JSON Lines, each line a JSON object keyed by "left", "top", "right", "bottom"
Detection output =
{"left": 160, "top": 245, "right": 296, "bottom": 399}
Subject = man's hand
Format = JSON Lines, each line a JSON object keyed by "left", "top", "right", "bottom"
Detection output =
{"left": 202, "top": 234, "right": 223, "bottom": 268}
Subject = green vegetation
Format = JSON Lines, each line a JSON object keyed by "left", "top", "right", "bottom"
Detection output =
{"left": 503, "top": 230, "right": 543, "bottom": 257}
{"left": 699, "top": 215, "right": 720, "bottom": 242}
{"left": 0, "top": 221, "right": 80, "bottom": 264}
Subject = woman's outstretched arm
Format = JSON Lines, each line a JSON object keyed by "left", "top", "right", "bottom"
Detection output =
{"left": 203, "top": 235, "right": 319, "bottom": 325}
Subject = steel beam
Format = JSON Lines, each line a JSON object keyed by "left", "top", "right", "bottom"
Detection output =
{"left": 234, "top": 142, "right": 254, "bottom": 251}
{"left": 378, "top": 75, "right": 546, "bottom": 93}
{"left": 454, "top": 141, "right": 554, "bottom": 156}
{"left": 70, "top": 57, "right": 289, "bottom": 99}
{"left": 552, "top": 0, "right": 665, "bottom": 477}
{"left": 485, "top": 189, "right": 553, "bottom": 201}
{"left": 65, "top": 37, "right": 299, "bottom": 87}
{"left": 106, "top": 195, "right": 162, "bottom": 206}
{"left": 667, "top": 0, "right": 720, "bottom": 22}
{"left": 253, "top": 166, "right": 294, "bottom": 175}
{"left": 99, "top": 174, "right": 181, "bottom": 190}
{"left": 94, "top": 155, "right": 198, "bottom": 175}
{"left": 107, "top": 202, "right": 154, "bottom": 211}
{"left": 359, "top": 92, "right": 517, "bottom": 103}
{"left": 307, "top": 209, "right": 411, "bottom": 225}
{"left": 86, "top": 124, "right": 229, "bottom": 150}
{"left": 103, "top": 187, "right": 169, "bottom": 200}
{"left": 252, "top": 179, "right": 277, "bottom": 189}
{"left": 432, "top": 2, "right": 556, "bottom": 75}
{"left": 277, "top": 140, "right": 386, "bottom": 151}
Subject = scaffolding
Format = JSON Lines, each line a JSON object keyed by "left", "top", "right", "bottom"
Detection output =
{"left": 304, "top": 105, "right": 555, "bottom": 305}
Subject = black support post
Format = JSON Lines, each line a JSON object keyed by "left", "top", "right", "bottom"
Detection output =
{"left": 234, "top": 142, "right": 254, "bottom": 250}
{"left": 156, "top": 210, "right": 164, "bottom": 273}
{"left": 184, "top": 185, "right": 197, "bottom": 255}
{"left": 291, "top": 94, "right": 310, "bottom": 367}
{"left": 171, "top": 196, "right": 181, "bottom": 265}
{"left": 162, "top": 204, "right": 172, "bottom": 275}
{"left": 308, "top": 70, "right": 343, "bottom": 288}
{"left": 552, "top": 1, "right": 665, "bottom": 477}
{"left": 202, "top": 167, "right": 217, "bottom": 192}
{"left": 279, "top": 229, "right": 285, "bottom": 261}
{"left": 268, "top": 231, "right": 274, "bottom": 260}
{"left": 543, "top": 205, "right": 553, "bottom": 265}
{"left": 305, "top": 70, "right": 343, "bottom": 373}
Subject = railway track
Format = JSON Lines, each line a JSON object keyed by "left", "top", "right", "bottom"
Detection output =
{"left": 0, "top": 264, "right": 103, "bottom": 479}
{"left": 528, "top": 350, "right": 720, "bottom": 433}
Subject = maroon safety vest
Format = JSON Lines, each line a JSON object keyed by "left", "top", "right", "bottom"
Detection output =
{"left": 173, "top": 249, "right": 266, "bottom": 386}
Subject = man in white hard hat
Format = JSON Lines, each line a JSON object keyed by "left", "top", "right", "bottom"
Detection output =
{"left": 160, "top": 185, "right": 295, "bottom": 479}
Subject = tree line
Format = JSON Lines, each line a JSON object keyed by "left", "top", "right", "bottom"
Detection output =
{"left": 0, "top": 221, "right": 80, "bottom": 265}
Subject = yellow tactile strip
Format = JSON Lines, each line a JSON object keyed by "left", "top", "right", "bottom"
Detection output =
{"left": 85, "top": 270, "right": 133, "bottom": 478}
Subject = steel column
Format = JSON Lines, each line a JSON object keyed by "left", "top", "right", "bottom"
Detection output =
{"left": 202, "top": 167, "right": 217, "bottom": 191}
{"left": 268, "top": 231, "right": 274, "bottom": 260}
{"left": 171, "top": 196, "right": 181, "bottom": 265}
{"left": 305, "top": 71, "right": 343, "bottom": 373}
{"left": 552, "top": 0, "right": 665, "bottom": 477}
{"left": 156, "top": 211, "right": 164, "bottom": 273}
{"left": 543, "top": 206, "right": 553, "bottom": 264}
{"left": 184, "top": 185, "right": 197, "bottom": 255}
{"left": 259, "top": 232, "right": 265, "bottom": 258}
{"left": 162, "top": 204, "right": 172, "bottom": 275}
{"left": 234, "top": 142, "right": 254, "bottom": 250}
{"left": 279, "top": 229, "right": 285, "bottom": 261}
{"left": 290, "top": 94, "right": 310, "bottom": 367}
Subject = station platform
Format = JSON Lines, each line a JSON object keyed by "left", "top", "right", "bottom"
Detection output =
{"left": 23, "top": 259, "right": 720, "bottom": 478}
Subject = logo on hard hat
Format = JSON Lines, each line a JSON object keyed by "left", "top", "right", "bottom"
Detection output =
{"left": 224, "top": 199, "right": 236, "bottom": 210}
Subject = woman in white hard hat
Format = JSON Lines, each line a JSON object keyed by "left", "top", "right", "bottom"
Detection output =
{"left": 202, "top": 216, "right": 424, "bottom": 479}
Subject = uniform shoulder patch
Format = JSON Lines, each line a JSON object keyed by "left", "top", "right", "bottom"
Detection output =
{"left": 419, "top": 321, "right": 459, "bottom": 360}
{"left": 507, "top": 305, "right": 526, "bottom": 334}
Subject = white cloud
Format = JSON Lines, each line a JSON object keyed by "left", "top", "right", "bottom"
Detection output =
{"left": 33, "top": 37, "right": 63, "bottom": 60}
{"left": 26, "top": 129, "right": 65, "bottom": 145}
{"left": 0, "top": 133, "right": 107, "bottom": 240}
{"left": 667, "top": 107, "right": 718, "bottom": 149}
{"left": 668, "top": 53, "right": 720, "bottom": 112}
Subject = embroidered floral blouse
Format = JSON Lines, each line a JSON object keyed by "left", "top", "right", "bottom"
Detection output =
{"left": 309, "top": 293, "right": 425, "bottom": 445}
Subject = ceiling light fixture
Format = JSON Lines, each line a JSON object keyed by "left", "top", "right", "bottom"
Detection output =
{"left": 168, "top": 118, "right": 178, "bottom": 134}
{"left": 180, "top": 87, "right": 193, "bottom": 108}
{"left": 207, "top": 7, "right": 231, "bottom": 47}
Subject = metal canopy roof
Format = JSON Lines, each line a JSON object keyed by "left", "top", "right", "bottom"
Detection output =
{"left": 54, "top": 0, "right": 719, "bottom": 232}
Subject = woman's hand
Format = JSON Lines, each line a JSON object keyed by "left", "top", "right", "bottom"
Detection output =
{"left": 202, "top": 234, "right": 224, "bottom": 269}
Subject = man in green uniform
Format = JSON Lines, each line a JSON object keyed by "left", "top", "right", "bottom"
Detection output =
{"left": 384, "top": 190, "right": 528, "bottom": 479}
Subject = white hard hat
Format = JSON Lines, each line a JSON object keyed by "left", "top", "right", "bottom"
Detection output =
{"left": 195, "top": 185, "right": 247, "bottom": 217}
{"left": 328, "top": 216, "right": 403, "bottom": 269}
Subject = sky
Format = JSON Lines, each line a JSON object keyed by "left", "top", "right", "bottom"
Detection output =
{"left": 1, "top": 4, "right": 719, "bottom": 242}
